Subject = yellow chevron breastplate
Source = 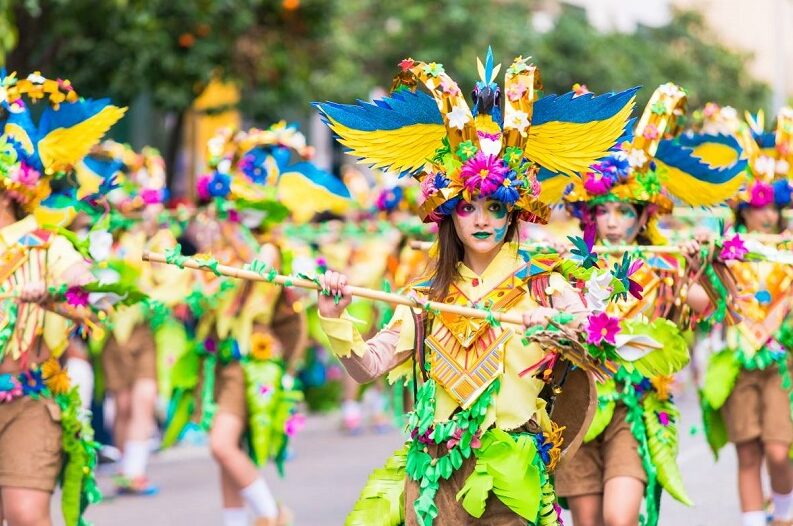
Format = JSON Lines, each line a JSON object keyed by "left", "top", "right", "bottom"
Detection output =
{"left": 427, "top": 267, "right": 529, "bottom": 409}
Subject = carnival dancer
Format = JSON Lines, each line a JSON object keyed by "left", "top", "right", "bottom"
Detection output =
{"left": 0, "top": 72, "right": 125, "bottom": 525}
{"left": 75, "top": 140, "right": 177, "bottom": 495}
{"left": 545, "top": 83, "right": 747, "bottom": 526}
{"left": 313, "top": 49, "right": 640, "bottom": 525}
{"left": 698, "top": 106, "right": 793, "bottom": 526}
{"left": 165, "top": 124, "right": 311, "bottom": 526}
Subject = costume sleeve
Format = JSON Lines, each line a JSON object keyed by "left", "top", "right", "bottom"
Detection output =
{"left": 318, "top": 304, "right": 416, "bottom": 383}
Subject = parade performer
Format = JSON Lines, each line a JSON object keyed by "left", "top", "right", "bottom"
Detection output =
{"left": 74, "top": 140, "right": 177, "bottom": 495}
{"left": 542, "top": 83, "right": 747, "bottom": 526}
{"left": 699, "top": 106, "right": 793, "bottom": 526}
{"left": 0, "top": 71, "right": 125, "bottom": 525}
{"left": 166, "top": 124, "right": 311, "bottom": 526}
{"left": 313, "top": 49, "right": 640, "bottom": 525}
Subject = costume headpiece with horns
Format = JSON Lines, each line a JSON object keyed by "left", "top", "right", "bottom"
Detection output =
{"left": 315, "top": 48, "right": 639, "bottom": 224}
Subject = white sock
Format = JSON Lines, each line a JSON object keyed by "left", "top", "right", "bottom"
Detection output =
{"left": 240, "top": 478, "right": 277, "bottom": 519}
{"left": 66, "top": 357, "right": 94, "bottom": 411}
{"left": 742, "top": 510, "right": 767, "bottom": 526}
{"left": 121, "top": 440, "right": 150, "bottom": 479}
{"left": 222, "top": 508, "right": 248, "bottom": 526}
{"left": 774, "top": 490, "right": 793, "bottom": 520}
{"left": 342, "top": 400, "right": 362, "bottom": 418}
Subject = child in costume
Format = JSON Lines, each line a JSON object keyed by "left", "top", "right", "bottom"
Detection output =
{"left": 0, "top": 72, "right": 125, "bottom": 525}
{"left": 166, "top": 124, "right": 311, "bottom": 526}
{"left": 314, "top": 49, "right": 641, "bottom": 525}
{"left": 76, "top": 140, "right": 178, "bottom": 495}
{"left": 699, "top": 106, "right": 793, "bottom": 526}
{"left": 546, "top": 84, "right": 747, "bottom": 526}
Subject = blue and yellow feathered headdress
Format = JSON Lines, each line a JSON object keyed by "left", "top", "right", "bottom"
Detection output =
{"left": 0, "top": 70, "right": 126, "bottom": 211}
{"left": 554, "top": 83, "right": 747, "bottom": 215}
{"left": 198, "top": 122, "right": 351, "bottom": 225}
{"left": 315, "top": 48, "right": 638, "bottom": 224}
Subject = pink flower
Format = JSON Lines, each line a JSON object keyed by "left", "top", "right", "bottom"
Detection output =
{"left": 196, "top": 174, "right": 212, "bottom": 200}
{"left": 440, "top": 78, "right": 460, "bottom": 96}
{"left": 64, "top": 286, "right": 89, "bottom": 307}
{"left": 642, "top": 124, "right": 660, "bottom": 140}
{"left": 0, "top": 378, "right": 22, "bottom": 403}
{"left": 446, "top": 427, "right": 482, "bottom": 450}
{"left": 582, "top": 171, "right": 613, "bottom": 195}
{"left": 749, "top": 181, "right": 774, "bottom": 207}
{"left": 419, "top": 173, "right": 438, "bottom": 200}
{"left": 140, "top": 188, "right": 161, "bottom": 205}
{"left": 459, "top": 151, "right": 508, "bottom": 198}
{"left": 585, "top": 312, "right": 621, "bottom": 346}
{"left": 719, "top": 234, "right": 748, "bottom": 261}
{"left": 14, "top": 163, "right": 40, "bottom": 186}
{"left": 506, "top": 84, "right": 527, "bottom": 101}
{"left": 226, "top": 209, "right": 240, "bottom": 223}
{"left": 657, "top": 411, "right": 671, "bottom": 426}
{"left": 258, "top": 384, "right": 272, "bottom": 397}
{"left": 285, "top": 413, "right": 306, "bottom": 437}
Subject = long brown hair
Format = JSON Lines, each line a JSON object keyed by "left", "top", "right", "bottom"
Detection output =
{"left": 428, "top": 211, "right": 520, "bottom": 301}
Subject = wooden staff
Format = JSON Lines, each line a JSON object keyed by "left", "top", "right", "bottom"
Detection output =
{"left": 408, "top": 240, "right": 683, "bottom": 254}
{"left": 142, "top": 251, "right": 527, "bottom": 326}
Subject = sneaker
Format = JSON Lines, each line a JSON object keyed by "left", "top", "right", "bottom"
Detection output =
{"left": 113, "top": 475, "right": 159, "bottom": 496}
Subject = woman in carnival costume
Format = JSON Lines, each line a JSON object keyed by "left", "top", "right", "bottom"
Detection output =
{"left": 73, "top": 139, "right": 186, "bottom": 495}
{"left": 166, "top": 123, "right": 312, "bottom": 526}
{"left": 543, "top": 83, "right": 747, "bottom": 526}
{"left": 697, "top": 106, "right": 793, "bottom": 526}
{"left": 313, "top": 49, "right": 648, "bottom": 525}
{"left": 0, "top": 72, "right": 125, "bottom": 525}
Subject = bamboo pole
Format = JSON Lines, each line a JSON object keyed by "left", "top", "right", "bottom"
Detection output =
{"left": 408, "top": 240, "right": 683, "bottom": 254}
{"left": 142, "top": 251, "right": 527, "bottom": 326}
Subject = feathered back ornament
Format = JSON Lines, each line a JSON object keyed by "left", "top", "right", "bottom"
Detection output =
{"left": 316, "top": 47, "right": 638, "bottom": 224}
{"left": 554, "top": 83, "right": 746, "bottom": 215}
{"left": 0, "top": 70, "right": 126, "bottom": 211}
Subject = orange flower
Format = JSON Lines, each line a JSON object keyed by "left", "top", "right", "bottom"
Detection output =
{"left": 250, "top": 332, "right": 275, "bottom": 361}
{"left": 543, "top": 421, "right": 566, "bottom": 472}
{"left": 42, "top": 358, "right": 71, "bottom": 395}
{"left": 650, "top": 375, "right": 674, "bottom": 401}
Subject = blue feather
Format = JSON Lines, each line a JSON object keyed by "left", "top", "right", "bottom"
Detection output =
{"left": 756, "top": 132, "right": 776, "bottom": 149}
{"left": 532, "top": 86, "right": 640, "bottom": 126}
{"left": 656, "top": 140, "right": 746, "bottom": 184}
{"left": 677, "top": 132, "right": 743, "bottom": 151}
{"left": 37, "top": 98, "right": 114, "bottom": 136}
{"left": 313, "top": 90, "right": 442, "bottom": 132}
{"left": 82, "top": 156, "right": 125, "bottom": 180}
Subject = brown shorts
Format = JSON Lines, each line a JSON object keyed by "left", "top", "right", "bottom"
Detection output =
{"left": 102, "top": 325, "right": 157, "bottom": 393}
{"left": 404, "top": 440, "right": 524, "bottom": 525}
{"left": 722, "top": 366, "right": 793, "bottom": 445}
{"left": 214, "top": 361, "right": 248, "bottom": 422}
{"left": 554, "top": 404, "right": 647, "bottom": 497}
{"left": 0, "top": 397, "right": 63, "bottom": 492}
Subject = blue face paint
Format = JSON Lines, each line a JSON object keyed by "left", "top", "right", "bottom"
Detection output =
{"left": 494, "top": 224, "right": 507, "bottom": 242}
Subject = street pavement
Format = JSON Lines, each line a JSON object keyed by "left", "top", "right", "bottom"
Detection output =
{"left": 55, "top": 385, "right": 745, "bottom": 526}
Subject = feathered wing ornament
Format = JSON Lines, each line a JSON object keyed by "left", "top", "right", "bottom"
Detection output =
{"left": 655, "top": 137, "right": 747, "bottom": 206}
{"left": 314, "top": 90, "right": 446, "bottom": 176}
{"left": 524, "top": 87, "right": 639, "bottom": 177}
{"left": 677, "top": 132, "right": 744, "bottom": 168}
{"left": 276, "top": 161, "right": 353, "bottom": 222}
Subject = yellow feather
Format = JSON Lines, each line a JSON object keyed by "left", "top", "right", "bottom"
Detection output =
{"left": 657, "top": 160, "right": 747, "bottom": 207}
{"left": 277, "top": 171, "right": 351, "bottom": 223}
{"left": 324, "top": 116, "right": 445, "bottom": 174}
{"left": 37, "top": 105, "right": 127, "bottom": 172}
{"left": 524, "top": 100, "right": 635, "bottom": 177}
{"left": 74, "top": 161, "right": 105, "bottom": 199}
{"left": 690, "top": 143, "right": 741, "bottom": 168}
{"left": 538, "top": 174, "right": 574, "bottom": 205}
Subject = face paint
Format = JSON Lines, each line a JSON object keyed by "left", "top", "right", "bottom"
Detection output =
{"left": 455, "top": 200, "right": 475, "bottom": 217}
{"left": 593, "top": 201, "right": 641, "bottom": 243}
{"left": 494, "top": 224, "right": 507, "bottom": 242}
{"left": 487, "top": 201, "right": 507, "bottom": 220}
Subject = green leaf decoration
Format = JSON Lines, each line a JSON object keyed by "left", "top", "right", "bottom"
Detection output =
{"left": 642, "top": 392, "right": 692, "bottom": 505}
{"left": 701, "top": 349, "right": 741, "bottom": 409}
{"left": 698, "top": 391, "right": 728, "bottom": 459}
{"left": 162, "top": 391, "right": 194, "bottom": 448}
{"left": 457, "top": 465, "right": 493, "bottom": 518}
{"left": 622, "top": 318, "right": 690, "bottom": 377}
{"left": 345, "top": 446, "right": 408, "bottom": 526}
{"left": 584, "top": 380, "right": 617, "bottom": 443}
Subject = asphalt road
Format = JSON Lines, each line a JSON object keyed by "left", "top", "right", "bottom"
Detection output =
{"left": 53, "top": 385, "right": 746, "bottom": 526}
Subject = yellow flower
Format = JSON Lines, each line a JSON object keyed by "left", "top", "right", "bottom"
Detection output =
{"left": 250, "top": 332, "right": 275, "bottom": 361}
{"left": 650, "top": 375, "right": 674, "bottom": 401}
{"left": 42, "top": 358, "right": 71, "bottom": 395}
{"left": 543, "top": 421, "right": 566, "bottom": 472}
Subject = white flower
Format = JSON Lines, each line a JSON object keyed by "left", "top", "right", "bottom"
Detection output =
{"left": 446, "top": 104, "right": 471, "bottom": 130}
{"left": 27, "top": 72, "right": 45, "bottom": 84}
{"left": 217, "top": 159, "right": 232, "bottom": 174}
{"left": 88, "top": 230, "right": 113, "bottom": 261}
{"left": 754, "top": 155, "right": 776, "bottom": 177}
{"left": 479, "top": 136, "right": 502, "bottom": 157}
{"left": 658, "top": 83, "right": 683, "bottom": 98}
{"left": 720, "top": 106, "right": 737, "bottom": 121}
{"left": 627, "top": 148, "right": 648, "bottom": 168}
{"left": 93, "top": 268, "right": 120, "bottom": 285}
{"left": 505, "top": 110, "right": 530, "bottom": 132}
{"left": 776, "top": 159, "right": 790, "bottom": 175}
{"left": 584, "top": 270, "right": 613, "bottom": 311}
{"left": 240, "top": 209, "right": 266, "bottom": 228}
{"left": 88, "top": 292, "right": 126, "bottom": 308}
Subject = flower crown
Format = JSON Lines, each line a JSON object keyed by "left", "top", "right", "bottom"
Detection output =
{"left": 316, "top": 48, "right": 639, "bottom": 225}
{"left": 0, "top": 71, "right": 125, "bottom": 211}
{"left": 737, "top": 107, "right": 793, "bottom": 209}
{"left": 560, "top": 83, "right": 747, "bottom": 219}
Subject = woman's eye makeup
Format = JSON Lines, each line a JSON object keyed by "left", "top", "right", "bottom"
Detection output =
{"left": 594, "top": 206, "right": 608, "bottom": 216}
{"left": 455, "top": 201, "right": 475, "bottom": 216}
{"left": 487, "top": 202, "right": 506, "bottom": 218}
{"left": 619, "top": 206, "right": 637, "bottom": 219}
